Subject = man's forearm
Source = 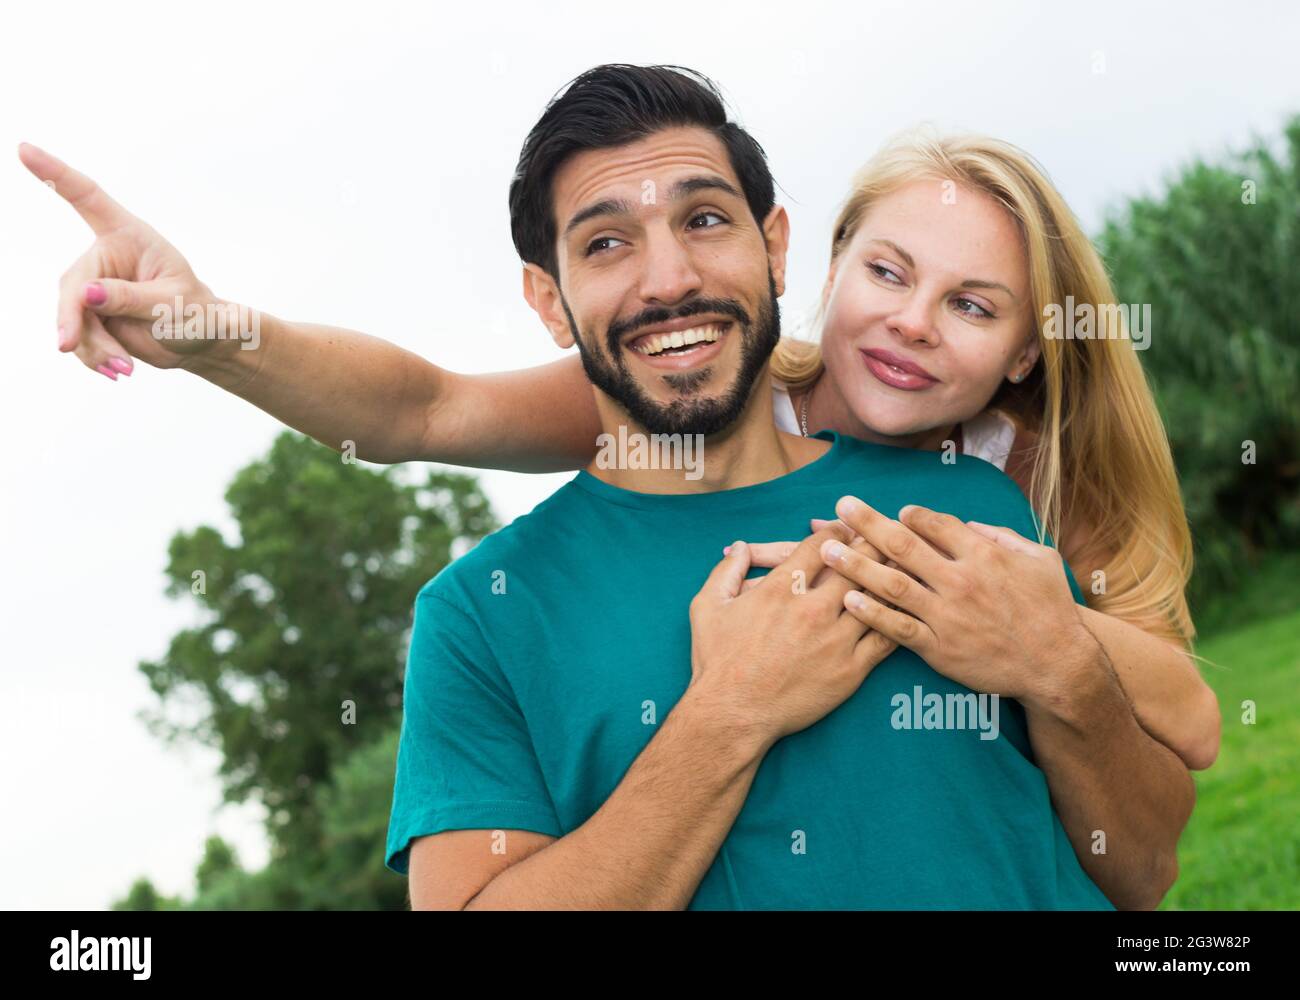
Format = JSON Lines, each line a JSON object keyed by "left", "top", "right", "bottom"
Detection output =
{"left": 182, "top": 308, "right": 444, "bottom": 464}
{"left": 1022, "top": 625, "right": 1195, "bottom": 910}
{"left": 464, "top": 685, "right": 769, "bottom": 909}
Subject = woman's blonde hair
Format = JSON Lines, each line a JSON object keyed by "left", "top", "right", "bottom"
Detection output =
{"left": 773, "top": 129, "right": 1195, "bottom": 647}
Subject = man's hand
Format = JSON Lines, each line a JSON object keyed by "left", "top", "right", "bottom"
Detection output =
{"left": 19, "top": 142, "right": 232, "bottom": 379}
{"left": 687, "top": 528, "right": 897, "bottom": 750}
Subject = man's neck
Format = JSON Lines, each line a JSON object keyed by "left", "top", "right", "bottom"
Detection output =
{"left": 585, "top": 380, "right": 832, "bottom": 495}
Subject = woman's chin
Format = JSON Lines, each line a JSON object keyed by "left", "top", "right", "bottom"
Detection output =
{"left": 844, "top": 404, "right": 943, "bottom": 443}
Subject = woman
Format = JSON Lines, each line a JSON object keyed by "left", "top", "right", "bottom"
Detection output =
{"left": 38, "top": 129, "right": 1220, "bottom": 771}
{"left": 748, "top": 130, "right": 1220, "bottom": 771}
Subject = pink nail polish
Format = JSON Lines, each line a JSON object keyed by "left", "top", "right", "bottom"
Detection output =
{"left": 108, "top": 357, "right": 133, "bottom": 375}
{"left": 95, "top": 364, "right": 118, "bottom": 381}
{"left": 85, "top": 281, "right": 107, "bottom": 306}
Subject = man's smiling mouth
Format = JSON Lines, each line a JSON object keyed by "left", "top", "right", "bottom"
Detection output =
{"left": 629, "top": 321, "right": 729, "bottom": 357}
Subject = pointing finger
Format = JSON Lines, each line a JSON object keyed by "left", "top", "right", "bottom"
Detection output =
{"left": 19, "top": 142, "right": 135, "bottom": 236}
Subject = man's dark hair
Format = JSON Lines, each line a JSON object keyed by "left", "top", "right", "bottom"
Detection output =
{"left": 508, "top": 63, "right": 776, "bottom": 280}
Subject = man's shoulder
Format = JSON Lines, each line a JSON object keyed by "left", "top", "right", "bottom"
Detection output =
{"left": 835, "top": 432, "right": 1029, "bottom": 493}
{"left": 832, "top": 432, "right": 1041, "bottom": 535}
{"left": 415, "top": 478, "right": 587, "bottom": 610}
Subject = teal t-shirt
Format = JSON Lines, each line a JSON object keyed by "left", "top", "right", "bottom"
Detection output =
{"left": 385, "top": 430, "right": 1115, "bottom": 910}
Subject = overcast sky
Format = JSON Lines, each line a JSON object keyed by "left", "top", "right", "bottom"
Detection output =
{"left": 3, "top": 0, "right": 1297, "bottom": 910}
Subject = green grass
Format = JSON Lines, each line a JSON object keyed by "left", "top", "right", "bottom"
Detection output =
{"left": 1160, "top": 590, "right": 1300, "bottom": 909}
{"left": 1190, "top": 550, "right": 1300, "bottom": 638}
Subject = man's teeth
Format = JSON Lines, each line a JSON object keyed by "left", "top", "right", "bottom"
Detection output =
{"left": 631, "top": 323, "right": 725, "bottom": 356}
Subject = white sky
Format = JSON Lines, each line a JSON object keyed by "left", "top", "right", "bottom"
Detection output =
{"left": 3, "top": 0, "right": 1297, "bottom": 909}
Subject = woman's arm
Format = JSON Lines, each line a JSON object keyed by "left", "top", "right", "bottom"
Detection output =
{"left": 23, "top": 143, "right": 602, "bottom": 474}
{"left": 188, "top": 311, "right": 602, "bottom": 471}
{"left": 1072, "top": 605, "right": 1220, "bottom": 771}
{"left": 813, "top": 504, "right": 1221, "bottom": 772}
{"left": 1054, "top": 499, "right": 1219, "bottom": 772}
{"left": 1003, "top": 425, "right": 1219, "bottom": 772}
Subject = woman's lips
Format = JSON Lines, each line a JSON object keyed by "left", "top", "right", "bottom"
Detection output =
{"left": 860, "top": 348, "right": 938, "bottom": 390}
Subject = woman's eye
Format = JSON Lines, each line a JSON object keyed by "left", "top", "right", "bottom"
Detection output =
{"left": 585, "top": 235, "right": 627, "bottom": 256}
{"left": 953, "top": 296, "right": 993, "bottom": 319}
{"left": 688, "top": 211, "right": 726, "bottom": 230}
{"left": 868, "top": 263, "right": 903, "bottom": 284}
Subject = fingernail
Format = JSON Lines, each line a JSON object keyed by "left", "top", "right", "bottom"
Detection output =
{"left": 837, "top": 496, "right": 859, "bottom": 516}
{"left": 723, "top": 546, "right": 732, "bottom": 555}
{"left": 899, "top": 504, "right": 917, "bottom": 519}
{"left": 57, "top": 324, "right": 69, "bottom": 349}
{"left": 108, "top": 356, "right": 133, "bottom": 375}
{"left": 95, "top": 364, "right": 118, "bottom": 381}
{"left": 846, "top": 591, "right": 866, "bottom": 609}
{"left": 84, "top": 281, "right": 107, "bottom": 306}
{"left": 825, "top": 541, "right": 846, "bottom": 561}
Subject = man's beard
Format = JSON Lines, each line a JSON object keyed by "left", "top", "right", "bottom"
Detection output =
{"left": 561, "top": 270, "right": 782, "bottom": 437}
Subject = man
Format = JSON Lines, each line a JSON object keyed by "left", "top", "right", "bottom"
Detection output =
{"left": 22, "top": 64, "right": 1192, "bottom": 909}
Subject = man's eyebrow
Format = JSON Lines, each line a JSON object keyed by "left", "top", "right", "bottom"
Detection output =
{"left": 563, "top": 197, "right": 634, "bottom": 239}
{"left": 562, "top": 175, "right": 744, "bottom": 240}
{"left": 667, "top": 175, "right": 743, "bottom": 201}
{"left": 867, "top": 238, "right": 1016, "bottom": 299}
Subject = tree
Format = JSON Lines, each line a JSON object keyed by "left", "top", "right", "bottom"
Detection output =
{"left": 1098, "top": 115, "right": 1300, "bottom": 612}
{"left": 112, "top": 877, "right": 181, "bottom": 911}
{"left": 124, "top": 431, "right": 496, "bottom": 904}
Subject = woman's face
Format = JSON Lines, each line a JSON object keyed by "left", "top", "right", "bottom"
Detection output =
{"left": 817, "top": 178, "right": 1039, "bottom": 445}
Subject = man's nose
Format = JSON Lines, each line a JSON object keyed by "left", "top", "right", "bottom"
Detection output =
{"left": 637, "top": 229, "right": 704, "bottom": 305}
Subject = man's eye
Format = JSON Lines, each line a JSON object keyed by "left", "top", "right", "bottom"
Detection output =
{"left": 688, "top": 211, "right": 726, "bottom": 229}
{"left": 585, "top": 236, "right": 627, "bottom": 256}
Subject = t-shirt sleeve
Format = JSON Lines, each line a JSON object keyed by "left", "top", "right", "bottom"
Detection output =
{"left": 385, "top": 590, "right": 562, "bottom": 876}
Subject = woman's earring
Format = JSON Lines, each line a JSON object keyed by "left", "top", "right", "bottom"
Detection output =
{"left": 1010, "top": 371, "right": 1025, "bottom": 383}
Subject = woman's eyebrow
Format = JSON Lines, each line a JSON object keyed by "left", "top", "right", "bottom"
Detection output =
{"left": 868, "top": 238, "right": 916, "bottom": 269}
{"left": 961, "top": 278, "right": 1016, "bottom": 299}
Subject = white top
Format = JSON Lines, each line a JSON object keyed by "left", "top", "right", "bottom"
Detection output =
{"left": 771, "top": 379, "right": 1017, "bottom": 471}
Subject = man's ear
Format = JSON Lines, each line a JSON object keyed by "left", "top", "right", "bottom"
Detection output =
{"left": 522, "top": 263, "right": 575, "bottom": 349}
{"left": 761, "top": 204, "right": 791, "bottom": 299}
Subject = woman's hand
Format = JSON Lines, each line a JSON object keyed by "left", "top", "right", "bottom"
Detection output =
{"left": 20, "top": 143, "right": 232, "bottom": 379}
{"left": 818, "top": 495, "right": 1096, "bottom": 705}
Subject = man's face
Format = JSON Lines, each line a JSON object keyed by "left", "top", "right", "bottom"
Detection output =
{"left": 543, "top": 126, "right": 783, "bottom": 436}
